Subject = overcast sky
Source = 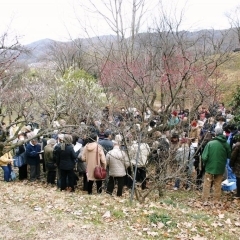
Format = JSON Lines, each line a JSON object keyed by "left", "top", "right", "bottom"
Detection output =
{"left": 1, "top": 0, "right": 239, "bottom": 45}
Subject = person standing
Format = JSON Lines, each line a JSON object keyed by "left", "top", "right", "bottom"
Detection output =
{"left": 0, "top": 146, "right": 13, "bottom": 182}
{"left": 44, "top": 138, "right": 57, "bottom": 185}
{"left": 98, "top": 130, "right": 113, "bottom": 189}
{"left": 201, "top": 128, "right": 231, "bottom": 201}
{"left": 173, "top": 138, "right": 195, "bottom": 190}
{"left": 26, "top": 138, "right": 41, "bottom": 182}
{"left": 106, "top": 136, "right": 130, "bottom": 196}
{"left": 54, "top": 134, "right": 78, "bottom": 192}
{"left": 98, "top": 130, "right": 113, "bottom": 154}
{"left": 82, "top": 133, "right": 106, "bottom": 194}
{"left": 194, "top": 132, "right": 213, "bottom": 190}
{"left": 230, "top": 133, "right": 240, "bottom": 198}
{"left": 15, "top": 133, "right": 28, "bottom": 180}
{"left": 130, "top": 139, "right": 150, "bottom": 190}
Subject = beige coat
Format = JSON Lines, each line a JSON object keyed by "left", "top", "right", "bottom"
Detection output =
{"left": 0, "top": 152, "right": 13, "bottom": 167}
{"left": 106, "top": 146, "right": 130, "bottom": 177}
{"left": 189, "top": 126, "right": 200, "bottom": 142}
{"left": 130, "top": 141, "right": 150, "bottom": 167}
{"left": 82, "top": 142, "right": 106, "bottom": 181}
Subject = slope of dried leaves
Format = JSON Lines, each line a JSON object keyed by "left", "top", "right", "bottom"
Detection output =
{"left": 0, "top": 179, "right": 240, "bottom": 240}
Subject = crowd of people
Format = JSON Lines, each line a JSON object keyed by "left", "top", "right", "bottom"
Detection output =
{"left": 0, "top": 102, "right": 240, "bottom": 201}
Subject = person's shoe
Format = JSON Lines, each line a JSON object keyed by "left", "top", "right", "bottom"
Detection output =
{"left": 173, "top": 187, "right": 178, "bottom": 190}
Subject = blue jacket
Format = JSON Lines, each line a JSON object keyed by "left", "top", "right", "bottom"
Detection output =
{"left": 98, "top": 139, "right": 113, "bottom": 154}
{"left": 26, "top": 143, "right": 41, "bottom": 165}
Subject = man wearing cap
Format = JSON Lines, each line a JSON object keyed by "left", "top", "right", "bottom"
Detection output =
{"left": 201, "top": 127, "right": 231, "bottom": 201}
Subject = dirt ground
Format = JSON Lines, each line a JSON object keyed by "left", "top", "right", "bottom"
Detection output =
{"left": 1, "top": 169, "right": 240, "bottom": 240}
{"left": 0, "top": 180, "right": 141, "bottom": 240}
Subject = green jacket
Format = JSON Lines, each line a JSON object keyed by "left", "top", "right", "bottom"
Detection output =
{"left": 201, "top": 135, "right": 231, "bottom": 175}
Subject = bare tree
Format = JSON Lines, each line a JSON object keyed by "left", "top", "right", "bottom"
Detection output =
{"left": 73, "top": 0, "right": 235, "bottom": 202}
{"left": 42, "top": 40, "right": 91, "bottom": 76}
{"left": 226, "top": 5, "right": 240, "bottom": 46}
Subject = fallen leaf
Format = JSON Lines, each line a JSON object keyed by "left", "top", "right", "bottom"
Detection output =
{"left": 67, "top": 223, "right": 75, "bottom": 228}
{"left": 218, "top": 214, "right": 224, "bottom": 219}
{"left": 102, "top": 211, "right": 111, "bottom": 218}
{"left": 192, "top": 236, "right": 207, "bottom": 240}
{"left": 34, "top": 206, "right": 42, "bottom": 211}
{"left": 225, "top": 218, "right": 232, "bottom": 224}
{"left": 157, "top": 222, "right": 165, "bottom": 229}
{"left": 234, "top": 222, "right": 240, "bottom": 227}
{"left": 147, "top": 231, "right": 158, "bottom": 236}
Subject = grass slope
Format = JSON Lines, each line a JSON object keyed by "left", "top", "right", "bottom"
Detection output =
{"left": 1, "top": 180, "right": 240, "bottom": 240}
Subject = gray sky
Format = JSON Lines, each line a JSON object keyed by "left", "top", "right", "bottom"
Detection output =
{"left": 1, "top": 0, "right": 239, "bottom": 44}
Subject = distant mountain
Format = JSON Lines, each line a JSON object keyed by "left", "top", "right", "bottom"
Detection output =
{"left": 18, "top": 29, "right": 239, "bottom": 66}
{"left": 18, "top": 35, "right": 117, "bottom": 65}
{"left": 18, "top": 38, "right": 66, "bottom": 64}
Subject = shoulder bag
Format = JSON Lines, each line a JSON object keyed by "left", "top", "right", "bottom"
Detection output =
{"left": 94, "top": 144, "right": 106, "bottom": 180}
{"left": 13, "top": 145, "right": 27, "bottom": 168}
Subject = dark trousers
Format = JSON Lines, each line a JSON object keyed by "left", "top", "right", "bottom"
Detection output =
{"left": 1, "top": 165, "right": 12, "bottom": 182}
{"left": 40, "top": 153, "right": 46, "bottom": 173}
{"left": 88, "top": 180, "right": 102, "bottom": 194}
{"left": 29, "top": 164, "right": 40, "bottom": 181}
{"left": 137, "top": 167, "right": 147, "bottom": 189}
{"left": 124, "top": 167, "right": 132, "bottom": 188}
{"left": 79, "top": 172, "right": 88, "bottom": 191}
{"left": 60, "top": 169, "right": 75, "bottom": 191}
{"left": 236, "top": 177, "right": 240, "bottom": 197}
{"left": 47, "top": 171, "right": 56, "bottom": 184}
{"left": 195, "top": 162, "right": 205, "bottom": 188}
{"left": 42, "top": 159, "right": 46, "bottom": 173}
{"left": 132, "top": 167, "right": 147, "bottom": 190}
{"left": 107, "top": 176, "right": 125, "bottom": 196}
{"left": 19, "top": 164, "right": 28, "bottom": 180}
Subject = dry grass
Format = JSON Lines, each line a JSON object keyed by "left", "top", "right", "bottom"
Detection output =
{"left": 1, "top": 172, "right": 240, "bottom": 240}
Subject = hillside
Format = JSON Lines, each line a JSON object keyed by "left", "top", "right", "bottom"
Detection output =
{"left": 220, "top": 52, "right": 240, "bottom": 104}
{"left": 16, "top": 29, "right": 240, "bottom": 106}
{"left": 18, "top": 28, "right": 240, "bottom": 65}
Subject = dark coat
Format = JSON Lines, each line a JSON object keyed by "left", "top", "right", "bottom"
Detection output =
{"left": 26, "top": 143, "right": 41, "bottom": 165}
{"left": 54, "top": 144, "right": 77, "bottom": 170}
{"left": 230, "top": 142, "right": 240, "bottom": 178}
